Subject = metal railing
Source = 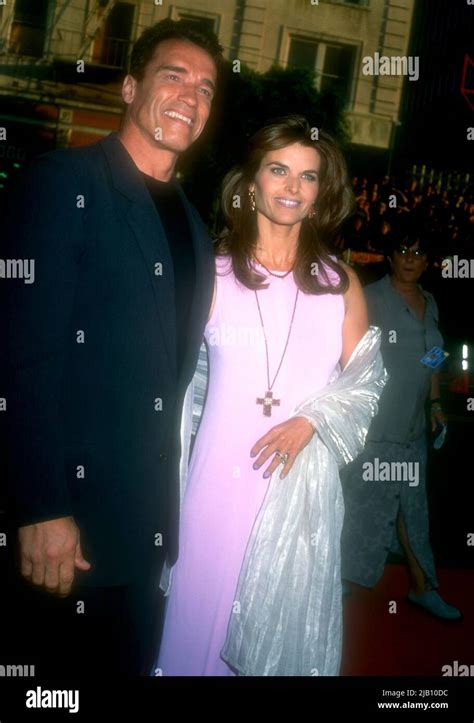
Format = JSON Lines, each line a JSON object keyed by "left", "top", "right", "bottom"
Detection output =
{"left": 78, "top": 0, "right": 116, "bottom": 60}
{"left": 411, "top": 165, "right": 471, "bottom": 193}
{"left": 0, "top": 1, "right": 122, "bottom": 70}
{"left": 98, "top": 36, "right": 129, "bottom": 69}
{"left": 1, "top": 27, "right": 130, "bottom": 70}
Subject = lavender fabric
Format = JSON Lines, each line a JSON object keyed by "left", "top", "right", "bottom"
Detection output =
{"left": 157, "top": 256, "right": 386, "bottom": 676}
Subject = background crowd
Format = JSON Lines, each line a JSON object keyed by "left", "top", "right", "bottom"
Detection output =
{"left": 339, "top": 174, "right": 474, "bottom": 261}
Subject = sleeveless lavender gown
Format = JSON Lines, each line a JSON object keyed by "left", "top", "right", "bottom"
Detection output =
{"left": 157, "top": 255, "right": 345, "bottom": 675}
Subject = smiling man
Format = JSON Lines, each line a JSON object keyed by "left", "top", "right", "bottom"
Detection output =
{"left": 120, "top": 31, "right": 218, "bottom": 170}
{"left": 2, "top": 20, "right": 222, "bottom": 677}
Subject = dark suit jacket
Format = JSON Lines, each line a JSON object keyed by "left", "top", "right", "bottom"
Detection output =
{"left": 1, "top": 132, "right": 215, "bottom": 586}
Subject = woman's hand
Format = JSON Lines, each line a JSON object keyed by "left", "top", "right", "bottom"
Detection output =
{"left": 250, "top": 416, "right": 315, "bottom": 480}
{"left": 431, "top": 405, "right": 447, "bottom": 432}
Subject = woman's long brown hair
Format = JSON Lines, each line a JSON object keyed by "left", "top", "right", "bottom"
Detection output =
{"left": 215, "top": 115, "right": 354, "bottom": 294}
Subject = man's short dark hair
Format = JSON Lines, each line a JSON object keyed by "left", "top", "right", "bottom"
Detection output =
{"left": 129, "top": 18, "right": 223, "bottom": 81}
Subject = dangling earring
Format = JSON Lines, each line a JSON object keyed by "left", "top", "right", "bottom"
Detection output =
{"left": 249, "top": 190, "right": 256, "bottom": 212}
{"left": 308, "top": 206, "right": 316, "bottom": 219}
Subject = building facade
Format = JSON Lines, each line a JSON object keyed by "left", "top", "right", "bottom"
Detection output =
{"left": 0, "top": 0, "right": 415, "bottom": 201}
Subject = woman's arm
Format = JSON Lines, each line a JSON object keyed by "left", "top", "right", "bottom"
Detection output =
{"left": 429, "top": 372, "right": 447, "bottom": 430}
{"left": 430, "top": 372, "right": 441, "bottom": 401}
{"left": 339, "top": 260, "right": 369, "bottom": 369}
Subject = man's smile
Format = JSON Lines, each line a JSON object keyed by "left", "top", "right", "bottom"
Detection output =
{"left": 163, "top": 109, "right": 194, "bottom": 126}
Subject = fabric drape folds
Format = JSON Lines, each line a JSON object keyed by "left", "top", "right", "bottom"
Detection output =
{"left": 220, "top": 325, "right": 388, "bottom": 676}
{"left": 161, "top": 325, "right": 388, "bottom": 676}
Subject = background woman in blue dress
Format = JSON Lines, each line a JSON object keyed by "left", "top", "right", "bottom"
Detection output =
{"left": 340, "top": 233, "right": 462, "bottom": 621}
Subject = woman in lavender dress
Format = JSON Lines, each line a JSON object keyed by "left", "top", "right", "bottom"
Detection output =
{"left": 155, "top": 116, "right": 372, "bottom": 675}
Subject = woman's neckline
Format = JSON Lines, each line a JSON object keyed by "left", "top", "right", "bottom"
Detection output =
{"left": 388, "top": 274, "right": 426, "bottom": 321}
{"left": 389, "top": 274, "right": 425, "bottom": 299}
{"left": 251, "top": 259, "right": 294, "bottom": 277}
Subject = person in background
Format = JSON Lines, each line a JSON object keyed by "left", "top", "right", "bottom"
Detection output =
{"left": 340, "top": 233, "right": 462, "bottom": 621}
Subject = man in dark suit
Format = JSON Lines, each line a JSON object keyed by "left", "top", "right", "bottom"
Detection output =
{"left": 1, "top": 19, "right": 221, "bottom": 677}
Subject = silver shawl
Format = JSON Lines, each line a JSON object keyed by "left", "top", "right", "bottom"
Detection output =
{"left": 160, "top": 325, "right": 388, "bottom": 676}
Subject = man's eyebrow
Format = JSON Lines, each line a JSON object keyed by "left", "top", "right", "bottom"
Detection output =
{"left": 156, "top": 64, "right": 216, "bottom": 91}
{"left": 265, "top": 162, "right": 319, "bottom": 173}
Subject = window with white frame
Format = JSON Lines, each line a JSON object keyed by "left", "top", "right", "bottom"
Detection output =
{"left": 329, "top": 0, "right": 369, "bottom": 6}
{"left": 177, "top": 12, "right": 218, "bottom": 34}
{"left": 8, "top": 0, "right": 49, "bottom": 57}
{"left": 287, "top": 36, "right": 356, "bottom": 107}
{"left": 93, "top": 1, "right": 135, "bottom": 69}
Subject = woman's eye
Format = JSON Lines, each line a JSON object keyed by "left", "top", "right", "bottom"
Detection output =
{"left": 271, "top": 167, "right": 286, "bottom": 175}
{"left": 303, "top": 174, "right": 317, "bottom": 182}
{"left": 166, "top": 73, "right": 180, "bottom": 81}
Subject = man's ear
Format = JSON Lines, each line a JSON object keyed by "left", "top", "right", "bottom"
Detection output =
{"left": 122, "top": 74, "right": 137, "bottom": 105}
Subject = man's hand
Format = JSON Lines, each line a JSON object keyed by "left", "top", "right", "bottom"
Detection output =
{"left": 18, "top": 516, "right": 91, "bottom": 597}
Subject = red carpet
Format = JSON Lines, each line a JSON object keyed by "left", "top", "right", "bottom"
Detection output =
{"left": 341, "top": 565, "right": 472, "bottom": 676}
